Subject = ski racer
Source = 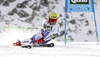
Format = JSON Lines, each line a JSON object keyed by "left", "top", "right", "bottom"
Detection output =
{"left": 13, "top": 12, "right": 60, "bottom": 46}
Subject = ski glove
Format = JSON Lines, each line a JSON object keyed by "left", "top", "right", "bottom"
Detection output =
{"left": 43, "top": 24, "right": 52, "bottom": 31}
{"left": 51, "top": 34, "right": 58, "bottom": 39}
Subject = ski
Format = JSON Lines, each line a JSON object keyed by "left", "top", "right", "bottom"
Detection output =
{"left": 21, "top": 43, "right": 54, "bottom": 49}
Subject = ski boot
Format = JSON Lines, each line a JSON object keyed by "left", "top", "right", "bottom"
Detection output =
{"left": 13, "top": 40, "right": 21, "bottom": 46}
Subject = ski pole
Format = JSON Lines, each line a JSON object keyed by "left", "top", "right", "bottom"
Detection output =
{"left": 1, "top": 27, "right": 46, "bottom": 29}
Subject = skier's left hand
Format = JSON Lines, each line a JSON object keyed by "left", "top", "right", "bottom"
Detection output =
{"left": 51, "top": 34, "right": 58, "bottom": 39}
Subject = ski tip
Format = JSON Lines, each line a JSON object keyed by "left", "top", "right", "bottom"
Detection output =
{"left": 48, "top": 43, "right": 54, "bottom": 47}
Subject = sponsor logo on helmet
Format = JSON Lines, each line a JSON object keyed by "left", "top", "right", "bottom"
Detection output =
{"left": 70, "top": 0, "right": 89, "bottom": 4}
{"left": 51, "top": 16, "right": 57, "bottom": 19}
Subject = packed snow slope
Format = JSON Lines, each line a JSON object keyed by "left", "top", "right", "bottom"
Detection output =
{"left": 0, "top": 0, "right": 100, "bottom": 44}
{"left": 0, "top": 42, "right": 100, "bottom": 57}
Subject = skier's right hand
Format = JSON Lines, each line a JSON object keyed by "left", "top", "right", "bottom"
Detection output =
{"left": 43, "top": 24, "right": 52, "bottom": 31}
{"left": 45, "top": 27, "right": 52, "bottom": 31}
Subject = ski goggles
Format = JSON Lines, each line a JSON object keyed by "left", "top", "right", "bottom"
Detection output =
{"left": 50, "top": 19, "right": 57, "bottom": 22}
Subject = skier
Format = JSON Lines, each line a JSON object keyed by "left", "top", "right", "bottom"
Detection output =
{"left": 13, "top": 12, "right": 60, "bottom": 46}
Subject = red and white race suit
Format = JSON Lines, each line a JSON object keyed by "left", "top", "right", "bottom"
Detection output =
{"left": 20, "top": 18, "right": 60, "bottom": 46}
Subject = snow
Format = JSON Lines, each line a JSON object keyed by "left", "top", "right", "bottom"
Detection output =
{"left": 0, "top": 42, "right": 100, "bottom": 57}
{"left": 0, "top": 29, "right": 37, "bottom": 46}
{"left": 0, "top": 29, "right": 99, "bottom": 57}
